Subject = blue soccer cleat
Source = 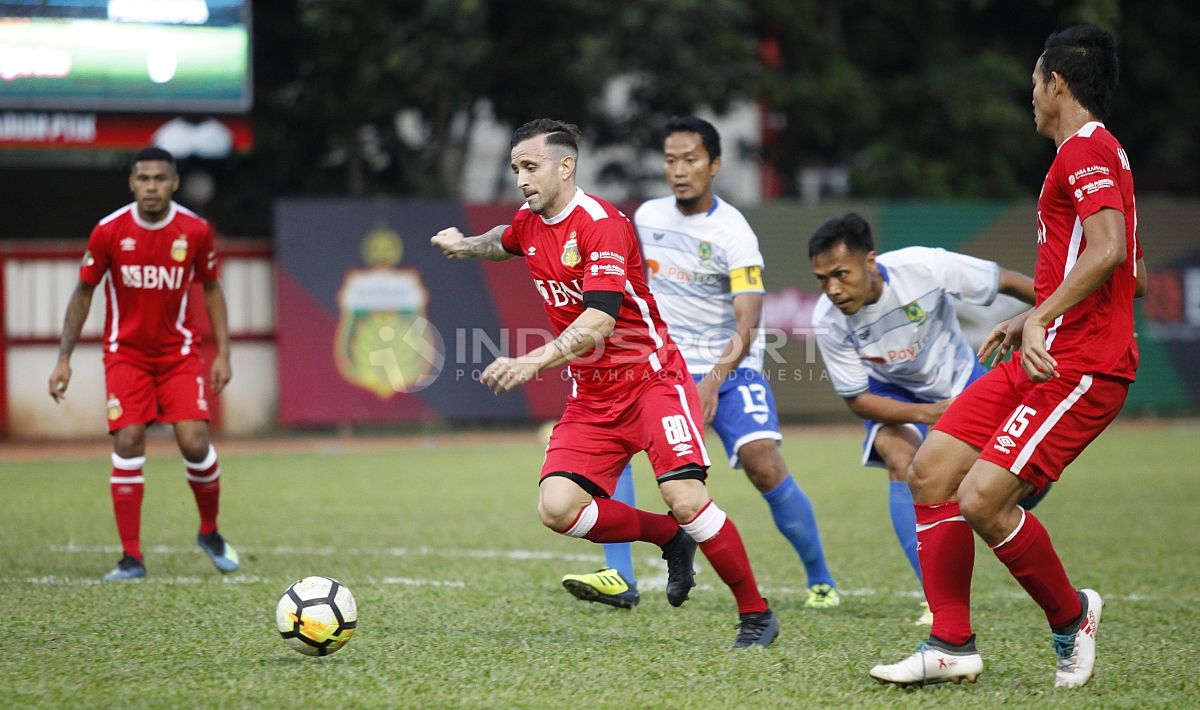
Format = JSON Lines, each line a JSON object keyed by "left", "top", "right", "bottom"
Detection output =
{"left": 197, "top": 531, "right": 241, "bottom": 573}
{"left": 103, "top": 555, "right": 146, "bottom": 581}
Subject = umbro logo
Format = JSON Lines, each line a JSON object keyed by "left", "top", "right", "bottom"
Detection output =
{"left": 993, "top": 435, "right": 1016, "bottom": 454}
{"left": 672, "top": 443, "right": 693, "bottom": 456}
{"left": 120, "top": 237, "right": 137, "bottom": 252}
{"left": 527, "top": 246, "right": 537, "bottom": 255}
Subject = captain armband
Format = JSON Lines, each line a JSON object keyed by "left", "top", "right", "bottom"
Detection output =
{"left": 730, "top": 266, "right": 765, "bottom": 294}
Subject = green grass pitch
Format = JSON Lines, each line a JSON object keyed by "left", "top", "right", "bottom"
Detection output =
{"left": 2, "top": 422, "right": 1198, "bottom": 708}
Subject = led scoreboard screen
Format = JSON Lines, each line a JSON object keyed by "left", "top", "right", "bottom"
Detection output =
{"left": 0, "top": 0, "right": 251, "bottom": 113}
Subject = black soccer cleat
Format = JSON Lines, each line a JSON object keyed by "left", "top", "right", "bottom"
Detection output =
{"left": 103, "top": 554, "right": 146, "bottom": 581}
{"left": 661, "top": 528, "right": 697, "bottom": 607}
{"left": 732, "top": 605, "right": 780, "bottom": 649}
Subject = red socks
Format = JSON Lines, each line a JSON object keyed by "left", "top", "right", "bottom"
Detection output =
{"left": 567, "top": 497, "right": 678, "bottom": 547}
{"left": 110, "top": 453, "right": 146, "bottom": 561}
{"left": 681, "top": 502, "right": 767, "bottom": 614}
{"left": 185, "top": 446, "right": 222, "bottom": 535}
{"left": 915, "top": 500, "right": 975, "bottom": 645}
{"left": 991, "top": 509, "right": 1082, "bottom": 629}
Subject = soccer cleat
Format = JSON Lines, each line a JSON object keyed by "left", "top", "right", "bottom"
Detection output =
{"left": 103, "top": 555, "right": 146, "bottom": 581}
{"left": 660, "top": 529, "right": 697, "bottom": 607}
{"left": 561, "top": 568, "right": 640, "bottom": 609}
{"left": 915, "top": 601, "right": 934, "bottom": 626}
{"left": 732, "top": 605, "right": 780, "bottom": 649}
{"left": 197, "top": 530, "right": 241, "bottom": 573}
{"left": 805, "top": 583, "right": 841, "bottom": 609}
{"left": 869, "top": 637, "right": 984, "bottom": 688}
{"left": 1052, "top": 589, "right": 1103, "bottom": 688}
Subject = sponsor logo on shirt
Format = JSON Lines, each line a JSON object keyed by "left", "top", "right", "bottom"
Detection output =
{"left": 120, "top": 264, "right": 186, "bottom": 290}
{"left": 527, "top": 246, "right": 536, "bottom": 256}
{"left": 1066, "top": 165, "right": 1110, "bottom": 185}
{"left": 993, "top": 435, "right": 1016, "bottom": 454}
{"left": 590, "top": 263, "right": 626, "bottom": 278}
{"left": 652, "top": 231, "right": 665, "bottom": 241}
{"left": 589, "top": 250, "right": 626, "bottom": 264}
{"left": 561, "top": 232, "right": 581, "bottom": 267}
{"left": 120, "top": 236, "right": 137, "bottom": 252}
{"left": 1074, "top": 178, "right": 1116, "bottom": 202}
{"left": 534, "top": 278, "right": 583, "bottom": 307}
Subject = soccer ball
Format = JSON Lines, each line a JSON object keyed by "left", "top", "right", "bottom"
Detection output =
{"left": 275, "top": 576, "right": 358, "bottom": 656}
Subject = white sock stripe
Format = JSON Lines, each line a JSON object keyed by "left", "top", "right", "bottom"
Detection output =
{"left": 185, "top": 445, "right": 218, "bottom": 472}
{"left": 186, "top": 467, "right": 221, "bottom": 483}
{"left": 109, "top": 475, "right": 145, "bottom": 485}
{"left": 111, "top": 453, "right": 146, "bottom": 471}
{"left": 990, "top": 508, "right": 1027, "bottom": 550}
{"left": 914, "top": 515, "right": 967, "bottom": 533}
{"left": 681, "top": 501, "right": 727, "bottom": 543}
{"left": 1012, "top": 375, "right": 1093, "bottom": 475}
{"left": 563, "top": 500, "right": 599, "bottom": 538}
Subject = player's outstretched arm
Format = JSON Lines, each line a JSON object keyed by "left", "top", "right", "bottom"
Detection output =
{"left": 430, "top": 225, "right": 515, "bottom": 261}
{"left": 48, "top": 280, "right": 95, "bottom": 402}
{"left": 844, "top": 392, "right": 952, "bottom": 426}
{"left": 204, "top": 280, "right": 233, "bottom": 395}
{"left": 479, "top": 308, "right": 616, "bottom": 396}
{"left": 998, "top": 268, "right": 1036, "bottom": 304}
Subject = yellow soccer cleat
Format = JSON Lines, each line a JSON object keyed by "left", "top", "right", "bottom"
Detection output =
{"left": 805, "top": 583, "right": 841, "bottom": 609}
{"left": 561, "top": 568, "right": 640, "bottom": 609}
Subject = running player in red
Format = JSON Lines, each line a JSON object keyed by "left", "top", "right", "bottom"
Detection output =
{"left": 48, "top": 147, "right": 240, "bottom": 581}
{"left": 431, "top": 119, "right": 778, "bottom": 648}
{"left": 870, "top": 25, "right": 1139, "bottom": 689}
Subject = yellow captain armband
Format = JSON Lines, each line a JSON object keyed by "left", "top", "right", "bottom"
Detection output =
{"left": 730, "top": 266, "right": 765, "bottom": 294}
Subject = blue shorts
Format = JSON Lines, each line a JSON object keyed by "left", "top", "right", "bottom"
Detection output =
{"left": 696, "top": 368, "right": 782, "bottom": 469}
{"left": 861, "top": 362, "right": 987, "bottom": 468}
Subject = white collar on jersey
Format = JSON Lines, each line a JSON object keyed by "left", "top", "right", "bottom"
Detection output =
{"left": 539, "top": 187, "right": 584, "bottom": 225}
{"left": 130, "top": 201, "right": 178, "bottom": 230}
{"left": 1057, "top": 121, "right": 1105, "bottom": 153}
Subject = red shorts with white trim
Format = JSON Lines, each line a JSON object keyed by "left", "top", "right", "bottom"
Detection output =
{"left": 933, "top": 358, "right": 1128, "bottom": 492}
{"left": 103, "top": 353, "right": 211, "bottom": 433}
{"left": 541, "top": 368, "right": 711, "bottom": 496}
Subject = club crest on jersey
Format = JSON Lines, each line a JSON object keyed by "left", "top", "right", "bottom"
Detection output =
{"left": 561, "top": 232, "right": 581, "bottom": 267}
{"left": 903, "top": 302, "right": 927, "bottom": 324}
{"left": 106, "top": 394, "right": 123, "bottom": 421}
{"left": 170, "top": 236, "right": 189, "bottom": 263}
{"left": 698, "top": 241, "right": 713, "bottom": 261}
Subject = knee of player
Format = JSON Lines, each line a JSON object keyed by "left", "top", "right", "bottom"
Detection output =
{"left": 536, "top": 500, "right": 577, "bottom": 532}
{"left": 179, "top": 436, "right": 211, "bottom": 463}
{"left": 113, "top": 428, "right": 146, "bottom": 458}
{"left": 956, "top": 483, "right": 999, "bottom": 527}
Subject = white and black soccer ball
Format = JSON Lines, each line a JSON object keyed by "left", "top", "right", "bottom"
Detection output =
{"left": 276, "top": 576, "right": 358, "bottom": 656}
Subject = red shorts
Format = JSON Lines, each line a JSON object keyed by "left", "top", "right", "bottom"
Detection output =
{"left": 541, "top": 369, "right": 711, "bottom": 496}
{"left": 934, "top": 358, "right": 1128, "bottom": 492}
{"left": 103, "top": 353, "right": 211, "bottom": 433}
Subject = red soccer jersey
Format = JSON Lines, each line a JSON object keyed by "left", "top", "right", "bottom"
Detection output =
{"left": 1035, "top": 122, "right": 1139, "bottom": 380}
{"left": 501, "top": 188, "right": 680, "bottom": 398}
{"left": 79, "top": 201, "right": 219, "bottom": 359}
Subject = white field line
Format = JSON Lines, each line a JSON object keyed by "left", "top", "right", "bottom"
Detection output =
{"left": 24, "top": 543, "right": 1170, "bottom": 602}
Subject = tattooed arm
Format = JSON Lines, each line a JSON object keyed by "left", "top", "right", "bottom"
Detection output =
{"left": 431, "top": 225, "right": 516, "bottom": 261}
{"left": 480, "top": 308, "right": 617, "bottom": 395}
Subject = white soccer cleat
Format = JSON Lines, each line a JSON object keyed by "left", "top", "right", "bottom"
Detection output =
{"left": 1052, "top": 588, "right": 1103, "bottom": 688}
{"left": 870, "top": 641, "right": 983, "bottom": 688}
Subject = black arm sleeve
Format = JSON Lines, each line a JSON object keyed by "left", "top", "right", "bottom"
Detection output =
{"left": 582, "top": 290, "right": 623, "bottom": 320}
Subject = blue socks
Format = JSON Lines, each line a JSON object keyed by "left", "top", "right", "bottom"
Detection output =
{"left": 763, "top": 474, "right": 835, "bottom": 587}
{"left": 602, "top": 463, "right": 637, "bottom": 585}
{"left": 889, "top": 480, "right": 922, "bottom": 582}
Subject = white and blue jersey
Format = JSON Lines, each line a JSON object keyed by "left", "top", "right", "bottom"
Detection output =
{"left": 635, "top": 196, "right": 777, "bottom": 467}
{"left": 810, "top": 247, "right": 1002, "bottom": 467}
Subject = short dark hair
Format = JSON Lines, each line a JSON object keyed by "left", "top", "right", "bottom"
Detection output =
{"left": 1041, "top": 24, "right": 1119, "bottom": 120}
{"left": 510, "top": 118, "right": 581, "bottom": 154}
{"left": 808, "top": 213, "right": 874, "bottom": 259}
{"left": 665, "top": 116, "right": 721, "bottom": 161}
{"left": 130, "top": 146, "right": 176, "bottom": 172}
